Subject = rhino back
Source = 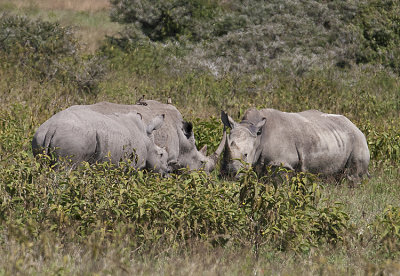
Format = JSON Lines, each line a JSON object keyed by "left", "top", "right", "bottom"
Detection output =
{"left": 88, "top": 101, "right": 182, "bottom": 163}
{"left": 257, "top": 109, "right": 366, "bottom": 174}
{"left": 137, "top": 101, "right": 182, "bottom": 161}
{"left": 95, "top": 112, "right": 148, "bottom": 167}
{"left": 33, "top": 107, "right": 148, "bottom": 168}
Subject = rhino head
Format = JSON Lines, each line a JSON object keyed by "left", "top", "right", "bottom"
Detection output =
{"left": 170, "top": 121, "right": 227, "bottom": 173}
{"left": 220, "top": 111, "right": 266, "bottom": 178}
{"left": 143, "top": 114, "right": 170, "bottom": 176}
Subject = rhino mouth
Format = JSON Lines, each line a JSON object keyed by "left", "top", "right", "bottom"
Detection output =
{"left": 167, "top": 160, "right": 184, "bottom": 174}
{"left": 166, "top": 128, "right": 227, "bottom": 173}
{"left": 221, "top": 159, "right": 247, "bottom": 179}
{"left": 220, "top": 133, "right": 252, "bottom": 179}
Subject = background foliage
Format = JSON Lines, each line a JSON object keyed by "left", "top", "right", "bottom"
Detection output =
{"left": 109, "top": 0, "right": 400, "bottom": 76}
{"left": 0, "top": 13, "right": 106, "bottom": 92}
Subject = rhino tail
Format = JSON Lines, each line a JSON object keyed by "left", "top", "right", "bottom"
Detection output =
{"left": 43, "top": 128, "right": 57, "bottom": 155}
{"left": 88, "top": 131, "right": 102, "bottom": 163}
{"left": 32, "top": 127, "right": 56, "bottom": 157}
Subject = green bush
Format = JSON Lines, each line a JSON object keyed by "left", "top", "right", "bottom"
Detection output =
{"left": 372, "top": 205, "right": 400, "bottom": 256}
{"left": 107, "top": 0, "right": 360, "bottom": 75}
{"left": 238, "top": 166, "right": 350, "bottom": 253}
{"left": 0, "top": 156, "right": 351, "bottom": 253}
{"left": 355, "top": 0, "right": 400, "bottom": 72}
{"left": 193, "top": 116, "right": 224, "bottom": 156}
{"left": 107, "top": 0, "right": 400, "bottom": 76}
{"left": 0, "top": 157, "right": 243, "bottom": 247}
{"left": 110, "top": 0, "right": 220, "bottom": 42}
{"left": 360, "top": 120, "right": 400, "bottom": 165}
{"left": 0, "top": 13, "right": 106, "bottom": 92}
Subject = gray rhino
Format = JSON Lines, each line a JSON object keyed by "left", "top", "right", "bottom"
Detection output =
{"left": 32, "top": 105, "right": 169, "bottom": 174}
{"left": 76, "top": 100, "right": 226, "bottom": 173}
{"left": 221, "top": 108, "right": 370, "bottom": 182}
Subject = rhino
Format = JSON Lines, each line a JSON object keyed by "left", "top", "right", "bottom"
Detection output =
{"left": 221, "top": 108, "right": 370, "bottom": 182}
{"left": 74, "top": 100, "right": 227, "bottom": 172}
{"left": 32, "top": 105, "right": 169, "bottom": 174}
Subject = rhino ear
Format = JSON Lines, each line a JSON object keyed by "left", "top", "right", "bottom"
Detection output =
{"left": 255, "top": 118, "right": 266, "bottom": 135}
{"left": 221, "top": 111, "right": 237, "bottom": 129}
{"left": 199, "top": 145, "right": 207, "bottom": 155}
{"left": 182, "top": 121, "right": 193, "bottom": 139}
{"left": 231, "top": 140, "right": 238, "bottom": 148}
{"left": 147, "top": 114, "right": 165, "bottom": 135}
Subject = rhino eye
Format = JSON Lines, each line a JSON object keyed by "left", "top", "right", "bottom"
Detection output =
{"left": 244, "top": 153, "right": 248, "bottom": 158}
{"left": 257, "top": 129, "right": 262, "bottom": 135}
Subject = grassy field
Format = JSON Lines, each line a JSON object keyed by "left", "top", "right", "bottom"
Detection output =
{"left": 1, "top": 0, "right": 400, "bottom": 275}
{"left": 0, "top": 0, "right": 120, "bottom": 53}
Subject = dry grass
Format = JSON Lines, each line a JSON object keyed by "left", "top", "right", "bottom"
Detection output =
{"left": 1, "top": 0, "right": 110, "bottom": 12}
{"left": 75, "top": 28, "right": 112, "bottom": 53}
{"left": 0, "top": 0, "right": 120, "bottom": 53}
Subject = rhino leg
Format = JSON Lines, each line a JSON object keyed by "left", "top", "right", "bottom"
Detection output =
{"left": 344, "top": 152, "right": 370, "bottom": 187}
{"left": 267, "top": 161, "right": 295, "bottom": 171}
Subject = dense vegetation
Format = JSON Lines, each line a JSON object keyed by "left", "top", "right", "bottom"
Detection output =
{"left": 1, "top": 0, "right": 400, "bottom": 274}
{"left": 110, "top": 0, "right": 400, "bottom": 75}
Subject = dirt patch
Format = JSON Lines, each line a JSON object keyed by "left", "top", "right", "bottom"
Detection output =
{"left": 1, "top": 0, "right": 110, "bottom": 12}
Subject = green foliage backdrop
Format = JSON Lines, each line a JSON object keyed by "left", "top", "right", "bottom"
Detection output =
{"left": 109, "top": 0, "right": 400, "bottom": 75}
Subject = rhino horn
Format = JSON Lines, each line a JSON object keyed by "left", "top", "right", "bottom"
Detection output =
{"left": 224, "top": 134, "right": 232, "bottom": 158}
{"left": 206, "top": 127, "right": 227, "bottom": 171}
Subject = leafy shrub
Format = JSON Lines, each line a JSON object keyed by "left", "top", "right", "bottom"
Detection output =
{"left": 0, "top": 154, "right": 351, "bottom": 254}
{"left": 237, "top": 166, "right": 350, "bottom": 253}
{"left": 0, "top": 104, "right": 31, "bottom": 156}
{"left": 354, "top": 0, "right": 400, "bottom": 73}
{"left": 110, "top": 0, "right": 220, "bottom": 41}
{"left": 193, "top": 116, "right": 224, "bottom": 156}
{"left": 360, "top": 120, "right": 400, "bottom": 165}
{"left": 108, "top": 0, "right": 361, "bottom": 75}
{"left": 1, "top": 157, "right": 243, "bottom": 247}
{"left": 372, "top": 205, "right": 400, "bottom": 256}
{"left": 108, "top": 0, "right": 400, "bottom": 76}
{"left": 0, "top": 13, "right": 106, "bottom": 92}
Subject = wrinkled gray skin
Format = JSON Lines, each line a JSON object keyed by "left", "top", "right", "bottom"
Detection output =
{"left": 221, "top": 108, "right": 370, "bottom": 182}
{"left": 32, "top": 105, "right": 169, "bottom": 175}
{"left": 74, "top": 100, "right": 226, "bottom": 172}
